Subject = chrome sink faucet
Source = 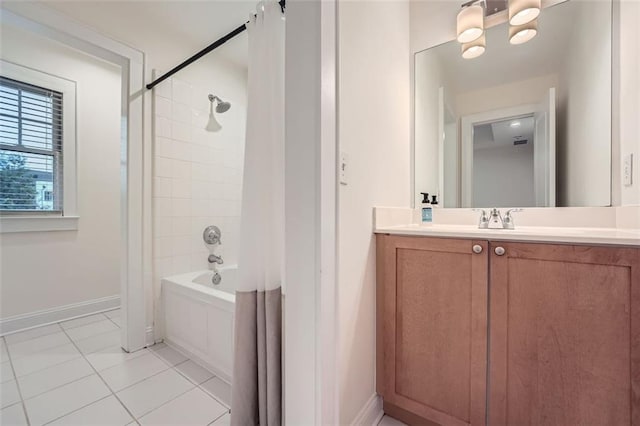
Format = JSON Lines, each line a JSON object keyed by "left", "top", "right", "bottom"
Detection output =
{"left": 502, "top": 208, "right": 523, "bottom": 229}
{"left": 473, "top": 208, "right": 523, "bottom": 229}
{"left": 488, "top": 208, "right": 503, "bottom": 229}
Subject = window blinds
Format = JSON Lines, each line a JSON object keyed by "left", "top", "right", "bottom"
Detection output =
{"left": 0, "top": 76, "right": 63, "bottom": 212}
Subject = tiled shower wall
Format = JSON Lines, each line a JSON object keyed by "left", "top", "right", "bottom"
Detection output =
{"left": 152, "top": 73, "right": 246, "bottom": 315}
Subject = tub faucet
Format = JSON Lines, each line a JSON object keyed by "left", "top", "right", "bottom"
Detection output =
{"left": 208, "top": 254, "right": 224, "bottom": 265}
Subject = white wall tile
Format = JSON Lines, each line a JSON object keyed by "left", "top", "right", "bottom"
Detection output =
{"left": 154, "top": 198, "right": 172, "bottom": 218}
{"left": 153, "top": 177, "right": 171, "bottom": 198}
{"left": 171, "top": 256, "right": 192, "bottom": 274}
{"left": 171, "top": 178, "right": 192, "bottom": 199}
{"left": 171, "top": 160, "right": 191, "bottom": 180}
{"left": 153, "top": 238, "right": 172, "bottom": 259}
{"left": 172, "top": 141, "right": 192, "bottom": 162}
{"left": 190, "top": 255, "right": 208, "bottom": 271}
{"left": 154, "top": 157, "right": 172, "bottom": 178}
{"left": 154, "top": 215, "right": 171, "bottom": 238}
{"left": 155, "top": 96, "right": 172, "bottom": 119}
{"left": 153, "top": 258, "right": 173, "bottom": 280}
{"left": 153, "top": 77, "right": 172, "bottom": 99}
{"left": 172, "top": 79, "right": 192, "bottom": 106}
{"left": 192, "top": 109, "right": 209, "bottom": 129}
{"left": 171, "top": 236, "right": 192, "bottom": 256}
{"left": 154, "top": 116, "right": 171, "bottom": 139}
{"left": 156, "top": 137, "right": 172, "bottom": 158}
{"left": 191, "top": 163, "right": 211, "bottom": 182}
{"left": 152, "top": 73, "right": 245, "bottom": 335}
{"left": 171, "top": 122, "right": 191, "bottom": 143}
{"left": 170, "top": 217, "right": 191, "bottom": 237}
{"left": 172, "top": 102, "right": 191, "bottom": 124}
{"left": 171, "top": 199, "right": 191, "bottom": 217}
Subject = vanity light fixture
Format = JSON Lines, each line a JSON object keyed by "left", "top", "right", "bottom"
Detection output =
{"left": 462, "top": 33, "right": 486, "bottom": 59}
{"left": 508, "top": 0, "right": 541, "bottom": 26}
{"left": 457, "top": 1, "right": 485, "bottom": 43}
{"left": 509, "top": 19, "right": 538, "bottom": 44}
{"left": 456, "top": 0, "right": 541, "bottom": 58}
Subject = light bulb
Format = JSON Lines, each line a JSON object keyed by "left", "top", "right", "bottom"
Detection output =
{"left": 509, "top": 19, "right": 538, "bottom": 45}
{"left": 461, "top": 33, "right": 486, "bottom": 59}
{"left": 508, "top": 0, "right": 541, "bottom": 26}
{"left": 457, "top": 4, "right": 484, "bottom": 44}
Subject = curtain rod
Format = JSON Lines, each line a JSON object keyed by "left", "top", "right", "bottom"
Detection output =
{"left": 146, "top": 0, "right": 285, "bottom": 90}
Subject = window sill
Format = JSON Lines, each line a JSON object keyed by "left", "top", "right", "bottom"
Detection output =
{"left": 0, "top": 216, "right": 79, "bottom": 233}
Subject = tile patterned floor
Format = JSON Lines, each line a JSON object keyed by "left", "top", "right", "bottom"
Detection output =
{"left": 378, "top": 415, "right": 408, "bottom": 426}
{"left": 0, "top": 310, "right": 231, "bottom": 425}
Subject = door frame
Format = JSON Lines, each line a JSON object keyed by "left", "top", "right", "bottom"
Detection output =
{"left": 1, "top": 3, "right": 150, "bottom": 352}
{"left": 460, "top": 104, "right": 538, "bottom": 207}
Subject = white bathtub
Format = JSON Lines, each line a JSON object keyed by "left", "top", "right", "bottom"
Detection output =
{"left": 161, "top": 266, "right": 236, "bottom": 382}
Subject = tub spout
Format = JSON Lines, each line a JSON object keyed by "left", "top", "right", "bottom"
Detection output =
{"left": 208, "top": 254, "right": 224, "bottom": 265}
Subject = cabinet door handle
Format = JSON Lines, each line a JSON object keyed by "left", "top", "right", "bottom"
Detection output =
{"left": 495, "top": 246, "right": 506, "bottom": 256}
{"left": 472, "top": 244, "right": 483, "bottom": 254}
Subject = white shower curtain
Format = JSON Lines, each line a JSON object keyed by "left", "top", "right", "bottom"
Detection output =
{"left": 231, "top": 2, "right": 284, "bottom": 425}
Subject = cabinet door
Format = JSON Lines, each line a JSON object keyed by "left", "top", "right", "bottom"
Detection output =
{"left": 489, "top": 242, "right": 640, "bottom": 425}
{"left": 377, "top": 235, "right": 488, "bottom": 426}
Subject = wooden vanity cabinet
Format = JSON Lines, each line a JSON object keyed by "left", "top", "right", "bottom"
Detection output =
{"left": 376, "top": 235, "right": 489, "bottom": 426}
{"left": 489, "top": 242, "right": 640, "bottom": 426}
{"left": 376, "top": 235, "right": 640, "bottom": 426}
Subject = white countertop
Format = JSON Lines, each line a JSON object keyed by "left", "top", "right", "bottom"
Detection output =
{"left": 374, "top": 224, "right": 640, "bottom": 246}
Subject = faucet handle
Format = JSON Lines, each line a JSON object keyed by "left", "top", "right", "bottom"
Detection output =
{"left": 503, "top": 208, "right": 523, "bottom": 229}
{"left": 472, "top": 209, "right": 489, "bottom": 229}
{"left": 203, "top": 225, "right": 222, "bottom": 245}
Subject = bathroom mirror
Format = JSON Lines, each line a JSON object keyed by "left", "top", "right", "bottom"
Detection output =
{"left": 413, "top": 0, "right": 612, "bottom": 208}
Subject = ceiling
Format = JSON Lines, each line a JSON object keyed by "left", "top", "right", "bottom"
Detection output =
{"left": 423, "top": 0, "right": 579, "bottom": 94}
{"left": 474, "top": 116, "right": 535, "bottom": 150}
{"left": 43, "top": 1, "right": 256, "bottom": 69}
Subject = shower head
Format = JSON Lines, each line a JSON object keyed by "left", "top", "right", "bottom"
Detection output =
{"left": 208, "top": 94, "right": 231, "bottom": 113}
{"left": 216, "top": 101, "right": 231, "bottom": 113}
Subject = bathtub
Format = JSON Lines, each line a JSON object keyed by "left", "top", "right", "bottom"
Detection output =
{"left": 161, "top": 266, "right": 236, "bottom": 382}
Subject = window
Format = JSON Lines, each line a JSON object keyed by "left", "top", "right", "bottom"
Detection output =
{"left": 0, "top": 76, "right": 63, "bottom": 212}
{"left": 0, "top": 60, "right": 77, "bottom": 233}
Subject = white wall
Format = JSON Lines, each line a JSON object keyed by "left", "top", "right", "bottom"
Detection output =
{"left": 152, "top": 71, "right": 246, "bottom": 337}
{"left": 338, "top": 1, "right": 411, "bottom": 423}
{"left": 473, "top": 143, "right": 535, "bottom": 207}
{"left": 0, "top": 23, "right": 122, "bottom": 318}
{"left": 558, "top": 0, "right": 611, "bottom": 207}
{"left": 455, "top": 74, "right": 559, "bottom": 118}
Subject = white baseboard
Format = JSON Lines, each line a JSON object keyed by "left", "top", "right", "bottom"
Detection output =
{"left": 0, "top": 295, "right": 120, "bottom": 336}
{"left": 145, "top": 326, "right": 156, "bottom": 347}
{"left": 352, "top": 394, "right": 383, "bottom": 426}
